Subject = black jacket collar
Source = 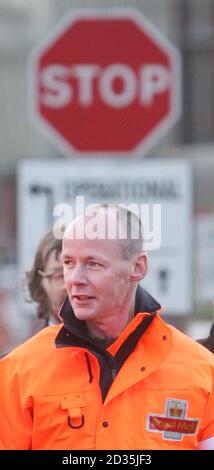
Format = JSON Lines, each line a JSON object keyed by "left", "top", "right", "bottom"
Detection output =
{"left": 134, "top": 285, "right": 161, "bottom": 315}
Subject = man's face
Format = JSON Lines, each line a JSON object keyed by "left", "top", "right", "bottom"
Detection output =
{"left": 62, "top": 218, "right": 137, "bottom": 328}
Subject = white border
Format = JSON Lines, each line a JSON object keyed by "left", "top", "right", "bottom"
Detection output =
{"left": 29, "top": 8, "right": 182, "bottom": 158}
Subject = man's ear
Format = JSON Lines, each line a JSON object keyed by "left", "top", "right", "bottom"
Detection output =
{"left": 130, "top": 253, "right": 147, "bottom": 282}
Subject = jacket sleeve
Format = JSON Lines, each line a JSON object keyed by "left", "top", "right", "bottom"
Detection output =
{"left": 198, "top": 361, "right": 214, "bottom": 445}
{"left": 0, "top": 353, "right": 33, "bottom": 450}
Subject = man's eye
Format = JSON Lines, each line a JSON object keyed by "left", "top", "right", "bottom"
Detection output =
{"left": 64, "top": 260, "right": 75, "bottom": 267}
{"left": 88, "top": 261, "right": 101, "bottom": 267}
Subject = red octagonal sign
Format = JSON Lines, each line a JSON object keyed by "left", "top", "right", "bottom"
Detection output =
{"left": 30, "top": 9, "right": 181, "bottom": 157}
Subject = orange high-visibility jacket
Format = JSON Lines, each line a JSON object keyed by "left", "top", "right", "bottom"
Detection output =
{"left": 0, "top": 312, "right": 214, "bottom": 450}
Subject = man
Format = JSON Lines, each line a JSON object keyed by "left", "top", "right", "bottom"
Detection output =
{"left": 0, "top": 205, "right": 214, "bottom": 450}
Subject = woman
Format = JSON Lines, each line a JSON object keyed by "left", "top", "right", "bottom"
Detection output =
{"left": 26, "top": 230, "right": 66, "bottom": 326}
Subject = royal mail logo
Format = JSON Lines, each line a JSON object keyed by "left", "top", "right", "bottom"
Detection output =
{"left": 147, "top": 399, "right": 199, "bottom": 441}
{"left": 169, "top": 403, "right": 183, "bottom": 417}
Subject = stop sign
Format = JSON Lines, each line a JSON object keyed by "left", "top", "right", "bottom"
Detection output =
{"left": 31, "top": 9, "right": 181, "bottom": 156}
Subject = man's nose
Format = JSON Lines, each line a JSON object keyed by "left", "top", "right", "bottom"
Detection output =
{"left": 68, "top": 264, "right": 87, "bottom": 286}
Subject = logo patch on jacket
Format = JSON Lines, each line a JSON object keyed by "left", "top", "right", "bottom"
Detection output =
{"left": 147, "top": 399, "right": 199, "bottom": 441}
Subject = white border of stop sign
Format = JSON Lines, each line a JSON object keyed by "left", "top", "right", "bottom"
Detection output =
{"left": 29, "top": 9, "right": 182, "bottom": 157}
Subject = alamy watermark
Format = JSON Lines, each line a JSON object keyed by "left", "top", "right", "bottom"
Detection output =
{"left": 53, "top": 196, "right": 162, "bottom": 250}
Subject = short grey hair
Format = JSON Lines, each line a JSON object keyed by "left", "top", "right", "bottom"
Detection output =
{"left": 94, "top": 204, "right": 144, "bottom": 260}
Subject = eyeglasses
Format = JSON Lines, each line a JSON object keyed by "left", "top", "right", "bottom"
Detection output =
{"left": 37, "top": 267, "right": 63, "bottom": 281}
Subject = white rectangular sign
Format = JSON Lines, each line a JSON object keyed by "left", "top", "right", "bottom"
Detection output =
{"left": 18, "top": 158, "right": 192, "bottom": 315}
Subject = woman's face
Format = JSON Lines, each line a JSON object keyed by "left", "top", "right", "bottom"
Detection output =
{"left": 41, "top": 249, "right": 66, "bottom": 320}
